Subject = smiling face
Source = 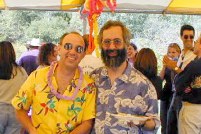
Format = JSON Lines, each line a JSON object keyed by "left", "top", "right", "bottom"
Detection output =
{"left": 127, "top": 45, "right": 137, "bottom": 62}
{"left": 101, "top": 26, "right": 127, "bottom": 67}
{"left": 58, "top": 33, "right": 86, "bottom": 69}
{"left": 181, "top": 30, "right": 194, "bottom": 50}
{"left": 168, "top": 47, "right": 180, "bottom": 59}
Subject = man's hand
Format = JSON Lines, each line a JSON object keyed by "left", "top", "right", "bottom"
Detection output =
{"left": 127, "top": 120, "right": 146, "bottom": 127}
{"left": 127, "top": 118, "right": 155, "bottom": 130}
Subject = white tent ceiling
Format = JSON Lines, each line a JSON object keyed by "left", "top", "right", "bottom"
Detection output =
{"left": 1, "top": 0, "right": 201, "bottom": 15}
{"left": 115, "top": 0, "right": 171, "bottom": 13}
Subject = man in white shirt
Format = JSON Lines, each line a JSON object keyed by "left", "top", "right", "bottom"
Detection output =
{"left": 79, "top": 34, "right": 104, "bottom": 76}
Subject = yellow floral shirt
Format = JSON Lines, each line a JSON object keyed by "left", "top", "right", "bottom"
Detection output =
{"left": 12, "top": 65, "right": 96, "bottom": 134}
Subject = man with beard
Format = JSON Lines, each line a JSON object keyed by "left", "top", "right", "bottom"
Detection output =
{"left": 90, "top": 20, "right": 159, "bottom": 134}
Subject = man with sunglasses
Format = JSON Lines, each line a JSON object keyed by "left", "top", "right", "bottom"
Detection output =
{"left": 12, "top": 32, "right": 96, "bottom": 134}
{"left": 91, "top": 20, "right": 159, "bottom": 134}
{"left": 175, "top": 35, "right": 201, "bottom": 134}
{"left": 164, "top": 24, "right": 197, "bottom": 134}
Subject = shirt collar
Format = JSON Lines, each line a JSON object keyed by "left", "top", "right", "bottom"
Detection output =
{"left": 52, "top": 62, "right": 80, "bottom": 87}
{"left": 99, "top": 62, "right": 132, "bottom": 84}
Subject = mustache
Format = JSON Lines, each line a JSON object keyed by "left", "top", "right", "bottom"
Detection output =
{"left": 106, "top": 49, "right": 117, "bottom": 55}
{"left": 102, "top": 49, "right": 120, "bottom": 57}
{"left": 101, "top": 48, "right": 127, "bottom": 68}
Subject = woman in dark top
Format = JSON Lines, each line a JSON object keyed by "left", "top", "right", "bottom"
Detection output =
{"left": 134, "top": 48, "right": 162, "bottom": 100}
{"left": 159, "top": 43, "right": 181, "bottom": 134}
{"left": 37, "top": 43, "right": 57, "bottom": 69}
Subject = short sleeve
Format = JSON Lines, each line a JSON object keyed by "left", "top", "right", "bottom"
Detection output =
{"left": 82, "top": 82, "right": 97, "bottom": 121}
{"left": 12, "top": 71, "right": 36, "bottom": 111}
{"left": 144, "top": 81, "right": 160, "bottom": 129}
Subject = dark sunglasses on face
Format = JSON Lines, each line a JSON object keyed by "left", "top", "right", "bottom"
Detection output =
{"left": 102, "top": 38, "right": 122, "bottom": 48}
{"left": 64, "top": 43, "right": 85, "bottom": 53}
{"left": 183, "top": 35, "right": 194, "bottom": 40}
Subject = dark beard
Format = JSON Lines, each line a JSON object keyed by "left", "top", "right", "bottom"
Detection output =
{"left": 101, "top": 48, "right": 127, "bottom": 68}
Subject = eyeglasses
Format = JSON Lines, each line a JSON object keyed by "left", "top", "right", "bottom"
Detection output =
{"left": 64, "top": 43, "right": 85, "bottom": 53}
{"left": 183, "top": 35, "right": 194, "bottom": 40}
{"left": 102, "top": 38, "right": 122, "bottom": 48}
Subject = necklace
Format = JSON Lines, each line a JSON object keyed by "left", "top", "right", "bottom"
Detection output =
{"left": 47, "top": 61, "right": 83, "bottom": 100}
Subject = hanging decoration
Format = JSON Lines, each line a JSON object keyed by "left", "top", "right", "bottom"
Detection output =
{"left": 81, "top": 0, "right": 117, "bottom": 57}
{"left": 0, "top": 0, "right": 5, "bottom": 9}
{"left": 61, "top": 0, "right": 85, "bottom": 10}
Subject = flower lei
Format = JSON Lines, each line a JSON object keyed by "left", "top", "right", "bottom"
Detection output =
{"left": 47, "top": 61, "right": 83, "bottom": 100}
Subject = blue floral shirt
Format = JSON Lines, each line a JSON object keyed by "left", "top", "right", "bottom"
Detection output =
{"left": 91, "top": 63, "right": 160, "bottom": 134}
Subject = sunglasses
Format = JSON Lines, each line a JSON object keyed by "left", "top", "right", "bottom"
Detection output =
{"left": 64, "top": 43, "right": 85, "bottom": 53}
{"left": 102, "top": 38, "right": 122, "bottom": 48}
{"left": 183, "top": 35, "right": 194, "bottom": 40}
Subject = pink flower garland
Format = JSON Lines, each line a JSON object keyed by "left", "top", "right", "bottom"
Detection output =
{"left": 47, "top": 61, "right": 83, "bottom": 100}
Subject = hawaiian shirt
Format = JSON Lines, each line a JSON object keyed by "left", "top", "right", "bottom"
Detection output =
{"left": 12, "top": 65, "right": 96, "bottom": 134}
{"left": 91, "top": 63, "right": 159, "bottom": 134}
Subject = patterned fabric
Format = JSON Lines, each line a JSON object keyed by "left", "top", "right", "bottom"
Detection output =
{"left": 12, "top": 65, "right": 96, "bottom": 134}
{"left": 91, "top": 63, "right": 159, "bottom": 134}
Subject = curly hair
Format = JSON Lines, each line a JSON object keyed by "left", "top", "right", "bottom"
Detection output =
{"left": 38, "top": 43, "right": 56, "bottom": 66}
{"left": 98, "top": 20, "right": 132, "bottom": 48}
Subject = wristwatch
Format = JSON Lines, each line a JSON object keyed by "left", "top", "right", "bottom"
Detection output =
{"left": 174, "top": 67, "right": 179, "bottom": 71}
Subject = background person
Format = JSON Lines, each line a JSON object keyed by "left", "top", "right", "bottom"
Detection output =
{"left": 127, "top": 42, "right": 138, "bottom": 64}
{"left": 37, "top": 42, "right": 58, "bottom": 69}
{"left": 175, "top": 35, "right": 201, "bottom": 134}
{"left": 159, "top": 43, "right": 181, "bottom": 134}
{"left": 164, "top": 24, "right": 197, "bottom": 134}
{"left": 79, "top": 34, "right": 104, "bottom": 76}
{"left": 134, "top": 48, "right": 162, "bottom": 100}
{"left": 18, "top": 38, "right": 41, "bottom": 75}
{"left": 0, "top": 41, "right": 27, "bottom": 134}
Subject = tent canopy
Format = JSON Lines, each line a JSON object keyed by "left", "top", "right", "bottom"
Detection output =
{"left": 1, "top": 0, "right": 201, "bottom": 15}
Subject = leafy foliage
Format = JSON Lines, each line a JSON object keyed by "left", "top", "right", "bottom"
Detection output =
{"left": 1, "top": 10, "right": 201, "bottom": 70}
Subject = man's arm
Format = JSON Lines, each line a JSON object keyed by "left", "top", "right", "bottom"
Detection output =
{"left": 15, "top": 109, "right": 37, "bottom": 134}
{"left": 70, "top": 119, "right": 94, "bottom": 134}
{"left": 175, "top": 61, "right": 195, "bottom": 94}
{"left": 143, "top": 80, "right": 160, "bottom": 131}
